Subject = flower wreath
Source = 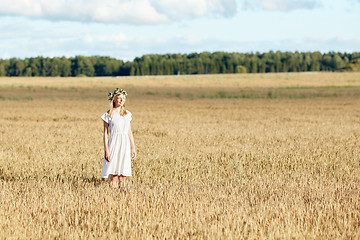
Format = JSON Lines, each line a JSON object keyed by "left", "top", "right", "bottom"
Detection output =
{"left": 108, "top": 88, "right": 127, "bottom": 101}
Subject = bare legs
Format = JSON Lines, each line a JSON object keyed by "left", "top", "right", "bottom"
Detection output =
{"left": 109, "top": 174, "right": 117, "bottom": 188}
{"left": 109, "top": 174, "right": 126, "bottom": 189}
{"left": 118, "top": 175, "right": 126, "bottom": 188}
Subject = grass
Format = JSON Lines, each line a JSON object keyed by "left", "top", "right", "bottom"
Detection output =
{"left": 1, "top": 72, "right": 360, "bottom": 100}
{"left": 0, "top": 95, "right": 34, "bottom": 101}
{"left": 0, "top": 72, "right": 359, "bottom": 239}
{"left": 145, "top": 91, "right": 156, "bottom": 95}
{"left": 277, "top": 85, "right": 358, "bottom": 90}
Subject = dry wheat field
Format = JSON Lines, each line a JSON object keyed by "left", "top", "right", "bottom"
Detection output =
{"left": 0, "top": 72, "right": 360, "bottom": 239}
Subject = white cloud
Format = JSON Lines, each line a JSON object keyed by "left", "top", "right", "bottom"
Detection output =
{"left": 151, "top": 0, "right": 237, "bottom": 19}
{"left": 0, "top": 0, "right": 237, "bottom": 24}
{"left": 243, "top": 0, "right": 320, "bottom": 11}
{"left": 0, "top": 1, "right": 358, "bottom": 60}
{"left": 2, "top": 20, "right": 359, "bottom": 61}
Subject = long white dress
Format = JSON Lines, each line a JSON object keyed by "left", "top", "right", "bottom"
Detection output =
{"left": 101, "top": 110, "right": 132, "bottom": 178}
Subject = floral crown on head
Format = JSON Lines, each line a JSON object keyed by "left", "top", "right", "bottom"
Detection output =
{"left": 108, "top": 88, "right": 127, "bottom": 101}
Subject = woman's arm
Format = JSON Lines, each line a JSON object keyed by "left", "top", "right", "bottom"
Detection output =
{"left": 128, "top": 124, "right": 136, "bottom": 159}
{"left": 103, "top": 121, "right": 111, "bottom": 162}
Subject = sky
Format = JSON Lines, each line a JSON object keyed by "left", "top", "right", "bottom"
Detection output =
{"left": 0, "top": 0, "right": 359, "bottom": 61}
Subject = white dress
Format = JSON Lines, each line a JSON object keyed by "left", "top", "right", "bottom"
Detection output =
{"left": 101, "top": 110, "right": 132, "bottom": 178}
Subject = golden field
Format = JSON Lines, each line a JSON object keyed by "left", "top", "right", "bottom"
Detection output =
{"left": 0, "top": 72, "right": 360, "bottom": 239}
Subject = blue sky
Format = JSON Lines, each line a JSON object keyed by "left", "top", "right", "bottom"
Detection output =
{"left": 0, "top": 0, "right": 359, "bottom": 61}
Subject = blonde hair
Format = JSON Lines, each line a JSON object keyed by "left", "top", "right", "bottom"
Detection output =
{"left": 108, "top": 94, "right": 127, "bottom": 118}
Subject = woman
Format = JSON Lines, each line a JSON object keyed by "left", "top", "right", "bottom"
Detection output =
{"left": 101, "top": 88, "right": 136, "bottom": 188}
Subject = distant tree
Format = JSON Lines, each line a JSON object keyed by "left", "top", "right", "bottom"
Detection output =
{"left": 249, "top": 56, "right": 258, "bottom": 73}
{"left": 0, "top": 60, "right": 9, "bottom": 76}
{"left": 235, "top": 65, "right": 247, "bottom": 73}
{"left": 59, "top": 57, "right": 72, "bottom": 77}
{"left": 49, "top": 58, "right": 61, "bottom": 76}
{"left": 23, "top": 67, "right": 32, "bottom": 76}
{"left": 0, "top": 51, "right": 358, "bottom": 77}
{"left": 332, "top": 53, "right": 345, "bottom": 70}
{"left": 346, "top": 59, "right": 360, "bottom": 71}
{"left": 322, "top": 54, "right": 333, "bottom": 71}
{"left": 8, "top": 58, "right": 25, "bottom": 76}
{"left": 310, "top": 52, "right": 321, "bottom": 71}
{"left": 28, "top": 58, "right": 40, "bottom": 76}
{"left": 72, "top": 56, "right": 95, "bottom": 76}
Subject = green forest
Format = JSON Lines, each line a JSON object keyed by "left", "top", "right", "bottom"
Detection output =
{"left": 0, "top": 51, "right": 359, "bottom": 77}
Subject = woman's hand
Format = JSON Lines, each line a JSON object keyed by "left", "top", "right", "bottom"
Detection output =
{"left": 131, "top": 148, "right": 137, "bottom": 160}
{"left": 104, "top": 149, "right": 111, "bottom": 162}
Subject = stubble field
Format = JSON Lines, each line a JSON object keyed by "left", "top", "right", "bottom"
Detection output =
{"left": 0, "top": 72, "right": 360, "bottom": 239}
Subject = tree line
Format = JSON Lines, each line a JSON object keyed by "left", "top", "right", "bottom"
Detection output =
{"left": 0, "top": 51, "right": 359, "bottom": 77}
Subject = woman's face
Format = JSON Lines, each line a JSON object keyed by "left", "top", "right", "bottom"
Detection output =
{"left": 113, "top": 94, "right": 126, "bottom": 107}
